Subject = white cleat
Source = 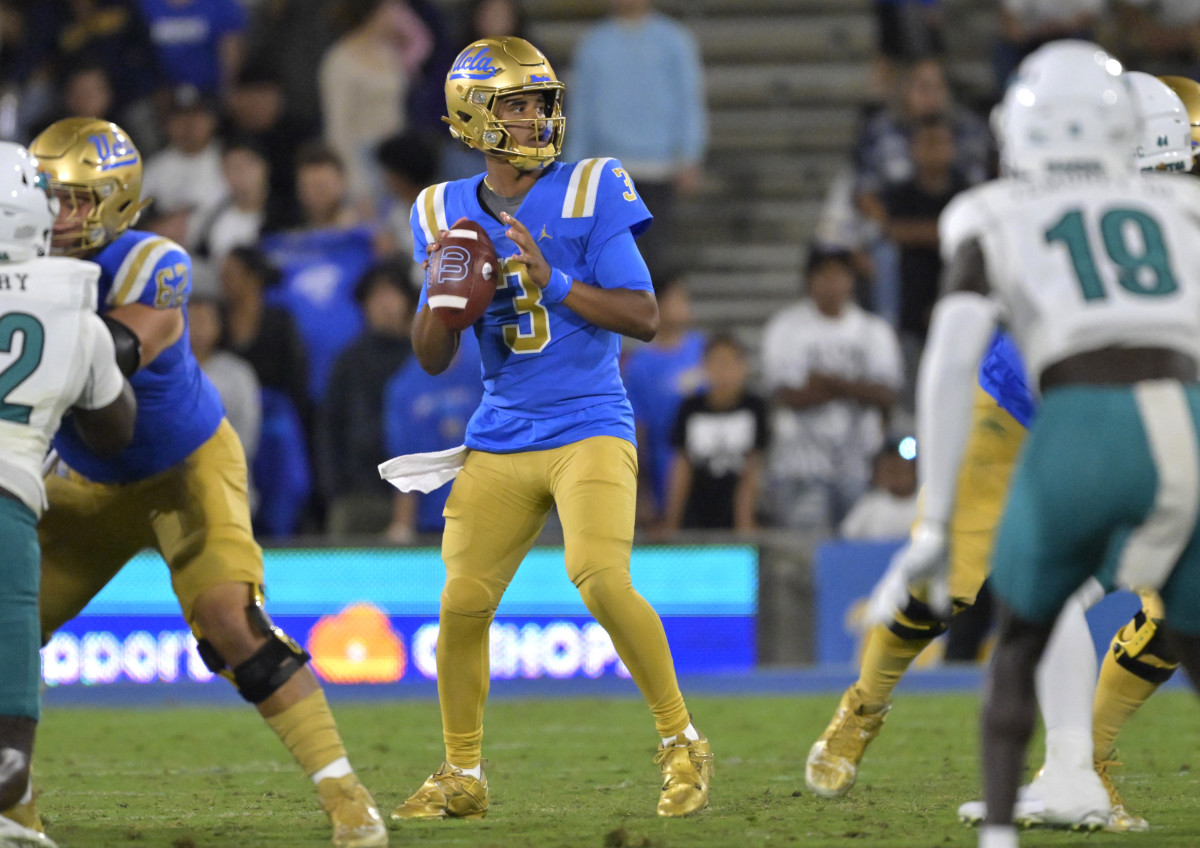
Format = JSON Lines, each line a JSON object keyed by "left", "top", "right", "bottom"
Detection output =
{"left": 957, "top": 767, "right": 1110, "bottom": 832}
{"left": 0, "top": 815, "right": 56, "bottom": 848}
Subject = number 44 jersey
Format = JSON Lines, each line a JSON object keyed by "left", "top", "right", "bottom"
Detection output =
{"left": 410, "top": 158, "right": 653, "bottom": 454}
{"left": 940, "top": 171, "right": 1200, "bottom": 386}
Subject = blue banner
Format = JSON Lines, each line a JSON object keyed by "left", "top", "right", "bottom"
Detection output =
{"left": 44, "top": 545, "right": 758, "bottom": 690}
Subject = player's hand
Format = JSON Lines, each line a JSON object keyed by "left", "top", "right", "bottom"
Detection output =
{"left": 864, "top": 520, "right": 952, "bottom": 627}
{"left": 500, "top": 211, "right": 550, "bottom": 288}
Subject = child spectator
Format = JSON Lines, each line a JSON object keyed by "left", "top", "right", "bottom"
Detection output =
{"left": 839, "top": 439, "right": 918, "bottom": 540}
{"left": 660, "top": 334, "right": 769, "bottom": 535}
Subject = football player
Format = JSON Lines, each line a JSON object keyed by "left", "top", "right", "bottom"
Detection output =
{"left": 387, "top": 37, "right": 711, "bottom": 821}
{"left": 900, "top": 40, "right": 1200, "bottom": 848}
{"left": 806, "top": 65, "right": 1199, "bottom": 833}
{"left": 0, "top": 141, "right": 136, "bottom": 848}
{"left": 10, "top": 120, "right": 387, "bottom": 848}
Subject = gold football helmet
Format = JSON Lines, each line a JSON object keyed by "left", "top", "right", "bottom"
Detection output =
{"left": 29, "top": 118, "right": 149, "bottom": 256}
{"left": 443, "top": 37, "right": 565, "bottom": 171}
{"left": 1158, "top": 76, "right": 1200, "bottom": 147}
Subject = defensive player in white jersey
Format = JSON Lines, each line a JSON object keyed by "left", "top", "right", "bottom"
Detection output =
{"left": 894, "top": 41, "right": 1200, "bottom": 848}
{"left": 0, "top": 142, "right": 136, "bottom": 848}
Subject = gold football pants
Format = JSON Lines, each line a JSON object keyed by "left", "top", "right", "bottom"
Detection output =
{"left": 436, "top": 436, "right": 690, "bottom": 766}
{"left": 39, "top": 419, "right": 264, "bottom": 634}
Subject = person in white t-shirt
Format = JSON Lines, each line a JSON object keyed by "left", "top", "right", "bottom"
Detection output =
{"left": 0, "top": 142, "right": 135, "bottom": 848}
{"left": 839, "top": 439, "right": 919, "bottom": 540}
{"left": 761, "top": 246, "right": 903, "bottom": 536}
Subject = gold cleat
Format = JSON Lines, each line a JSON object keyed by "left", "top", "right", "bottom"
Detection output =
{"left": 390, "top": 762, "right": 488, "bottom": 821}
{"left": 805, "top": 687, "right": 890, "bottom": 799}
{"left": 1095, "top": 755, "right": 1150, "bottom": 833}
{"left": 316, "top": 775, "right": 388, "bottom": 848}
{"left": 655, "top": 732, "right": 713, "bottom": 817}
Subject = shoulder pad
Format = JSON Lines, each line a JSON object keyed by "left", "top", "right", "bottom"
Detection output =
{"left": 413, "top": 182, "right": 452, "bottom": 248}
{"left": 938, "top": 186, "right": 992, "bottom": 264}
{"left": 106, "top": 235, "right": 190, "bottom": 307}
{"left": 560, "top": 157, "right": 616, "bottom": 219}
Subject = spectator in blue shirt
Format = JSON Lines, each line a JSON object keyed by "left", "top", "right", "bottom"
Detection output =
{"left": 621, "top": 273, "right": 706, "bottom": 527}
{"left": 382, "top": 332, "right": 483, "bottom": 544}
{"left": 138, "top": 0, "right": 247, "bottom": 99}
{"left": 566, "top": 0, "right": 707, "bottom": 270}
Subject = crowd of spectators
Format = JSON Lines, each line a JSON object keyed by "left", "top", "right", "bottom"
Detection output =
{"left": 2, "top": 0, "right": 1189, "bottom": 544}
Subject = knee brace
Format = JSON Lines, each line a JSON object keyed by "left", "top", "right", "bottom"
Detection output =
{"left": 886, "top": 593, "right": 951, "bottom": 642}
{"left": 195, "top": 593, "right": 311, "bottom": 704}
{"left": 1110, "top": 609, "right": 1180, "bottom": 684}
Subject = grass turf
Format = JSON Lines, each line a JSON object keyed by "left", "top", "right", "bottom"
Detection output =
{"left": 32, "top": 689, "right": 1200, "bottom": 847}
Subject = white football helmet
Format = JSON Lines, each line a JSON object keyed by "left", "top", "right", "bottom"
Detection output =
{"left": 1126, "top": 71, "right": 1195, "bottom": 171}
{"left": 0, "top": 142, "right": 56, "bottom": 262}
{"left": 993, "top": 40, "right": 1140, "bottom": 178}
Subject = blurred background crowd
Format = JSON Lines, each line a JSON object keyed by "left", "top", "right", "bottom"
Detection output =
{"left": 1, "top": 0, "right": 1197, "bottom": 545}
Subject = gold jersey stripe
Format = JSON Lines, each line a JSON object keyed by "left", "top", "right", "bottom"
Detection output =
{"left": 569, "top": 159, "right": 604, "bottom": 218}
{"left": 111, "top": 236, "right": 172, "bottom": 305}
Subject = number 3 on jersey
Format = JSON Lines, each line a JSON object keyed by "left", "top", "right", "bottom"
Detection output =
{"left": 499, "top": 260, "right": 551, "bottom": 353}
{"left": 1045, "top": 207, "right": 1178, "bottom": 301}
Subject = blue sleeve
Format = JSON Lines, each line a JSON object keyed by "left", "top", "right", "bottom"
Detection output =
{"left": 585, "top": 158, "right": 653, "bottom": 256}
{"left": 670, "top": 26, "right": 707, "bottom": 163}
{"left": 591, "top": 229, "right": 652, "bottom": 293}
{"left": 410, "top": 201, "right": 431, "bottom": 311}
{"left": 126, "top": 242, "right": 193, "bottom": 309}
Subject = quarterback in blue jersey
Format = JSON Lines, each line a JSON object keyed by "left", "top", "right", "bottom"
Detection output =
{"left": 390, "top": 37, "right": 712, "bottom": 822}
{"left": 21, "top": 119, "right": 386, "bottom": 848}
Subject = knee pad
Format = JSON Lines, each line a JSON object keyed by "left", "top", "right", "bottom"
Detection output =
{"left": 1110, "top": 609, "right": 1180, "bottom": 684}
{"left": 195, "top": 593, "right": 311, "bottom": 703}
{"left": 887, "top": 593, "right": 951, "bottom": 642}
{"left": 441, "top": 576, "right": 502, "bottom": 619}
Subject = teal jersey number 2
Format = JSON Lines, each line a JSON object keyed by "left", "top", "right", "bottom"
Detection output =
{"left": 0, "top": 312, "right": 44, "bottom": 424}
{"left": 1045, "top": 207, "right": 1179, "bottom": 301}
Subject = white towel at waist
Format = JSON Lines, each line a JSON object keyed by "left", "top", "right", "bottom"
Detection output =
{"left": 378, "top": 445, "right": 468, "bottom": 493}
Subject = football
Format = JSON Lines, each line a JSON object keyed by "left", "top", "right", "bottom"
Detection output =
{"left": 427, "top": 217, "right": 499, "bottom": 331}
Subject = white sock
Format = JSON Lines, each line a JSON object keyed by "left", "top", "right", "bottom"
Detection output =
{"left": 449, "top": 762, "right": 482, "bottom": 780}
{"left": 311, "top": 757, "right": 353, "bottom": 785}
{"left": 978, "top": 824, "right": 1019, "bottom": 848}
{"left": 662, "top": 723, "right": 700, "bottom": 746}
{"left": 1035, "top": 596, "right": 1097, "bottom": 773}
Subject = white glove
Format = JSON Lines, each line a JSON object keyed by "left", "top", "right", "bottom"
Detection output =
{"left": 865, "top": 520, "right": 952, "bottom": 628}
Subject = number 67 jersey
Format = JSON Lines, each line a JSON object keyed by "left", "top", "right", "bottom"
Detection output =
{"left": 410, "top": 157, "right": 653, "bottom": 454}
{"left": 940, "top": 171, "right": 1200, "bottom": 385}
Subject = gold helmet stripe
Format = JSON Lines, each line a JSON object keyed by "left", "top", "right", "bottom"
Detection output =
{"left": 564, "top": 158, "right": 612, "bottom": 219}
{"left": 110, "top": 236, "right": 175, "bottom": 305}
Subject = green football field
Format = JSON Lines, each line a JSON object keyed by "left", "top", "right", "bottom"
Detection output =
{"left": 31, "top": 689, "right": 1200, "bottom": 848}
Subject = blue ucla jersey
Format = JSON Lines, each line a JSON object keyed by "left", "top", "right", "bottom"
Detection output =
{"left": 411, "top": 158, "right": 653, "bottom": 453}
{"left": 978, "top": 330, "right": 1035, "bottom": 428}
{"left": 53, "top": 230, "right": 225, "bottom": 482}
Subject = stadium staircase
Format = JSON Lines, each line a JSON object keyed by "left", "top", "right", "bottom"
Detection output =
{"left": 523, "top": 0, "right": 997, "bottom": 351}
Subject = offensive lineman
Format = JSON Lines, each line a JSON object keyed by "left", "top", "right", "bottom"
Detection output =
{"left": 12, "top": 119, "right": 386, "bottom": 848}
{"left": 0, "top": 141, "right": 136, "bottom": 848}
{"left": 385, "top": 37, "right": 712, "bottom": 821}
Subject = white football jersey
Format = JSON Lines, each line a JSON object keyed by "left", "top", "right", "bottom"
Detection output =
{"left": 941, "top": 171, "right": 1200, "bottom": 385}
{"left": 0, "top": 256, "right": 125, "bottom": 514}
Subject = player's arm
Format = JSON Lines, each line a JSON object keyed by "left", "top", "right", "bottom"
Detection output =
{"left": 105, "top": 302, "right": 185, "bottom": 371}
{"left": 71, "top": 313, "right": 137, "bottom": 456}
{"left": 412, "top": 235, "right": 462, "bottom": 375}
{"left": 917, "top": 236, "right": 995, "bottom": 526}
{"left": 501, "top": 211, "right": 658, "bottom": 342}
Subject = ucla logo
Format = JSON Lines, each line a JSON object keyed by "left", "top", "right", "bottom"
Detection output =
{"left": 88, "top": 133, "right": 139, "bottom": 171}
{"left": 450, "top": 46, "right": 501, "bottom": 81}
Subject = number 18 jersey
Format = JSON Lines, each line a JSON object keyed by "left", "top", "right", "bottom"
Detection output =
{"left": 941, "top": 172, "right": 1200, "bottom": 385}
{"left": 410, "top": 158, "right": 653, "bottom": 453}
